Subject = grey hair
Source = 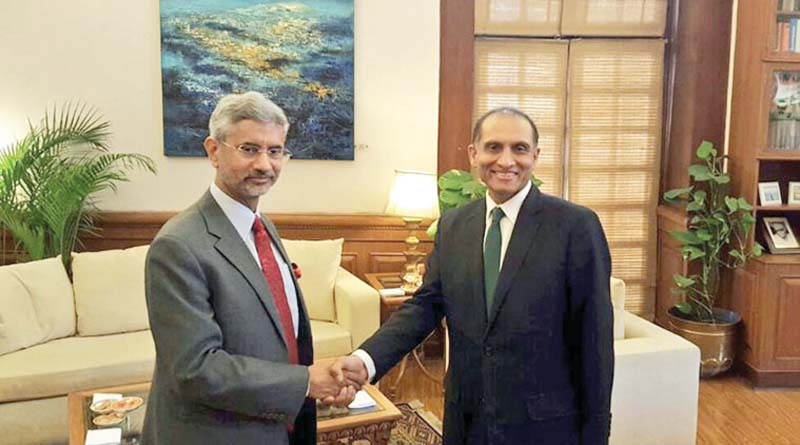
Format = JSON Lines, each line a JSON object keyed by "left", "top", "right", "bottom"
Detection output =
{"left": 472, "top": 107, "right": 539, "bottom": 146}
{"left": 208, "top": 91, "right": 289, "bottom": 141}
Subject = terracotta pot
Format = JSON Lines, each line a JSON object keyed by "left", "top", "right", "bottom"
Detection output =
{"left": 666, "top": 307, "right": 741, "bottom": 378}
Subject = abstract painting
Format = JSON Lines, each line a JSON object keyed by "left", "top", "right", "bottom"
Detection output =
{"left": 160, "top": 0, "right": 354, "bottom": 159}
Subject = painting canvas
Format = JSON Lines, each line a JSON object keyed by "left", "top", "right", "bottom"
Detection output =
{"left": 160, "top": 0, "right": 354, "bottom": 159}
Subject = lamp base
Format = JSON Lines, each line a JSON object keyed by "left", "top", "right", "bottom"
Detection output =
{"left": 401, "top": 250, "right": 426, "bottom": 294}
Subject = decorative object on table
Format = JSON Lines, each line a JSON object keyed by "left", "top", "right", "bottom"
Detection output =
{"left": 0, "top": 104, "right": 155, "bottom": 270}
{"left": 662, "top": 140, "right": 763, "bottom": 377}
{"left": 758, "top": 181, "right": 783, "bottom": 206}
{"left": 159, "top": 0, "right": 354, "bottom": 160}
{"left": 385, "top": 170, "right": 439, "bottom": 293}
{"left": 789, "top": 181, "right": 800, "bottom": 205}
{"left": 762, "top": 216, "right": 800, "bottom": 254}
{"left": 768, "top": 70, "right": 800, "bottom": 151}
{"left": 427, "top": 169, "right": 542, "bottom": 238}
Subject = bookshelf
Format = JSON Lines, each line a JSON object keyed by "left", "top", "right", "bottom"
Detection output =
{"left": 727, "top": 0, "right": 800, "bottom": 386}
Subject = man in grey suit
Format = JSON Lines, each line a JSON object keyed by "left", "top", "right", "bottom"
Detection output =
{"left": 335, "top": 107, "right": 614, "bottom": 444}
{"left": 143, "top": 92, "right": 355, "bottom": 445}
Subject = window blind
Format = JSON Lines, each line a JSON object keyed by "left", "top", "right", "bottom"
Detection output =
{"left": 561, "top": 0, "right": 667, "bottom": 36}
{"left": 474, "top": 38, "right": 569, "bottom": 197}
{"left": 567, "top": 39, "right": 664, "bottom": 315}
{"left": 475, "top": 0, "right": 563, "bottom": 36}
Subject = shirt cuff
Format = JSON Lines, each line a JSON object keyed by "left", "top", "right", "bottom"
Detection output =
{"left": 351, "top": 349, "right": 377, "bottom": 383}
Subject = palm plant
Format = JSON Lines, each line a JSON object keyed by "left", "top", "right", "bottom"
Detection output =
{"left": 0, "top": 104, "right": 155, "bottom": 270}
{"left": 663, "top": 140, "right": 762, "bottom": 322}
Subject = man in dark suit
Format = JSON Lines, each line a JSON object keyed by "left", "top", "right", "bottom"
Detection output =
{"left": 143, "top": 92, "right": 355, "bottom": 445}
{"left": 336, "top": 107, "right": 614, "bottom": 444}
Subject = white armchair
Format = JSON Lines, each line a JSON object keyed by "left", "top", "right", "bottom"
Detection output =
{"left": 610, "top": 278, "right": 701, "bottom": 445}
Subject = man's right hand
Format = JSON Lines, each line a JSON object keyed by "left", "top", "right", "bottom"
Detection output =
{"left": 307, "top": 363, "right": 346, "bottom": 400}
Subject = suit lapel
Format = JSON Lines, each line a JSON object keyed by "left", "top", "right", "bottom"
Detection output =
{"left": 198, "top": 193, "right": 289, "bottom": 348}
{"left": 485, "top": 187, "right": 545, "bottom": 336}
{"left": 463, "top": 201, "right": 489, "bottom": 329}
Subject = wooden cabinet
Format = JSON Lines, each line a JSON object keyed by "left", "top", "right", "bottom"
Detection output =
{"left": 727, "top": 0, "right": 800, "bottom": 386}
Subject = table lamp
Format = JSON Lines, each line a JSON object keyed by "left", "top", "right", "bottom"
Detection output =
{"left": 385, "top": 169, "right": 440, "bottom": 293}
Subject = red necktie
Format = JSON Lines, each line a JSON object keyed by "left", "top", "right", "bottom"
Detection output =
{"left": 252, "top": 216, "right": 299, "bottom": 365}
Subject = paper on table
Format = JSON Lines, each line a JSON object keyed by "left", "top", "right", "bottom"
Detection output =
{"left": 91, "top": 393, "right": 122, "bottom": 404}
{"left": 348, "top": 390, "right": 377, "bottom": 410}
{"left": 378, "top": 288, "right": 405, "bottom": 298}
{"left": 85, "top": 428, "right": 121, "bottom": 445}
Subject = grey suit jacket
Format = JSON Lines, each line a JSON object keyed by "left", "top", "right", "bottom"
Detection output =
{"left": 142, "top": 191, "right": 316, "bottom": 445}
{"left": 360, "top": 186, "right": 614, "bottom": 445}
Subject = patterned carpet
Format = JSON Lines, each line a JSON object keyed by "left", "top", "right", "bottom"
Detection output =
{"left": 389, "top": 401, "right": 443, "bottom": 445}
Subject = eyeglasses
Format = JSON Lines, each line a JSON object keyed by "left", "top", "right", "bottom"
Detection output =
{"left": 218, "top": 140, "right": 293, "bottom": 161}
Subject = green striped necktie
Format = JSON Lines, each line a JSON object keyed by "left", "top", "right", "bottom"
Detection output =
{"left": 484, "top": 207, "right": 505, "bottom": 313}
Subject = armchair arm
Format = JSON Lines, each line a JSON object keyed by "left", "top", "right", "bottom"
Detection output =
{"left": 334, "top": 268, "right": 380, "bottom": 349}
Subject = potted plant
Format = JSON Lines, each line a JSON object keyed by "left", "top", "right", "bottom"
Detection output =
{"left": 663, "top": 140, "right": 762, "bottom": 377}
{"left": 0, "top": 104, "right": 156, "bottom": 271}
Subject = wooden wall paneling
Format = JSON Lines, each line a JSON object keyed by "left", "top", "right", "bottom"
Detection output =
{"left": 69, "top": 212, "right": 434, "bottom": 282}
{"left": 437, "top": 0, "right": 474, "bottom": 174}
{"left": 661, "top": 0, "right": 733, "bottom": 196}
{"left": 776, "top": 278, "right": 800, "bottom": 360}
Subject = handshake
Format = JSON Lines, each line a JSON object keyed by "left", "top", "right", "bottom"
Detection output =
{"left": 307, "top": 356, "right": 368, "bottom": 407}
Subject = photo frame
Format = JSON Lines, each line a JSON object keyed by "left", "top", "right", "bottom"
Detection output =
{"left": 789, "top": 182, "right": 800, "bottom": 205}
{"left": 758, "top": 181, "right": 783, "bottom": 206}
{"left": 762, "top": 216, "right": 800, "bottom": 253}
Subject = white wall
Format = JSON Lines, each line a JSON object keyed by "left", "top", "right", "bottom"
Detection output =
{"left": 0, "top": 1, "right": 440, "bottom": 213}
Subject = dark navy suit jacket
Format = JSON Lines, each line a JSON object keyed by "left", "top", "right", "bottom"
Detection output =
{"left": 360, "top": 186, "right": 614, "bottom": 445}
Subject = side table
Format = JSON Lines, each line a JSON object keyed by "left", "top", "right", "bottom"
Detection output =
{"left": 364, "top": 272, "right": 448, "bottom": 402}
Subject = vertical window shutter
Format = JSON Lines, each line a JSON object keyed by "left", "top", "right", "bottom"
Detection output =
{"left": 561, "top": 0, "right": 667, "bottom": 36}
{"left": 475, "top": 0, "right": 563, "bottom": 36}
{"left": 474, "top": 38, "right": 568, "bottom": 197}
{"left": 567, "top": 39, "right": 664, "bottom": 315}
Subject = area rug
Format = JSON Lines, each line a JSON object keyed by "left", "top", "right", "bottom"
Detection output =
{"left": 389, "top": 400, "right": 443, "bottom": 445}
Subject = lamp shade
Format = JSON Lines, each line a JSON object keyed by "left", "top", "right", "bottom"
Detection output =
{"left": 385, "top": 170, "right": 440, "bottom": 219}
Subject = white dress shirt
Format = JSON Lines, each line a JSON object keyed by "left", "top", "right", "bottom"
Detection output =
{"left": 354, "top": 181, "right": 534, "bottom": 382}
{"left": 209, "top": 183, "right": 299, "bottom": 336}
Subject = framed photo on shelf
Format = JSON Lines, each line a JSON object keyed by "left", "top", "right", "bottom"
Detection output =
{"left": 762, "top": 216, "right": 800, "bottom": 253}
{"left": 789, "top": 182, "right": 800, "bottom": 205}
{"left": 758, "top": 181, "right": 783, "bottom": 206}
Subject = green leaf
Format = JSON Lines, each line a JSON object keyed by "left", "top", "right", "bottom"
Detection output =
{"left": 670, "top": 230, "right": 703, "bottom": 245}
{"left": 729, "top": 250, "right": 745, "bottom": 261}
{"left": 687, "top": 200, "right": 704, "bottom": 212}
{"left": 664, "top": 187, "right": 691, "bottom": 201}
{"left": 725, "top": 196, "right": 739, "bottom": 212}
{"left": 737, "top": 198, "right": 753, "bottom": 211}
{"left": 696, "top": 141, "right": 715, "bottom": 160}
{"left": 673, "top": 274, "right": 696, "bottom": 288}
{"left": 714, "top": 173, "right": 731, "bottom": 184}
{"left": 696, "top": 230, "right": 713, "bottom": 241}
{"left": 439, "top": 189, "right": 469, "bottom": 206}
{"left": 688, "top": 164, "right": 712, "bottom": 181}
{"left": 682, "top": 246, "right": 705, "bottom": 261}
{"left": 438, "top": 170, "right": 474, "bottom": 190}
{"left": 752, "top": 242, "right": 764, "bottom": 256}
{"left": 675, "top": 301, "right": 694, "bottom": 315}
{"left": 426, "top": 218, "right": 439, "bottom": 238}
{"left": 461, "top": 181, "right": 486, "bottom": 197}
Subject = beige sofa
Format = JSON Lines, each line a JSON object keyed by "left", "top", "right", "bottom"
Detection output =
{"left": 0, "top": 239, "right": 379, "bottom": 445}
{"left": 609, "top": 278, "right": 701, "bottom": 445}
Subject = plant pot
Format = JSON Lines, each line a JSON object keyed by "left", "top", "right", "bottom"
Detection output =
{"left": 666, "top": 307, "right": 741, "bottom": 378}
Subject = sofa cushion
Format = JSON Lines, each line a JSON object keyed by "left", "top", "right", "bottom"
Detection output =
{"left": 0, "top": 330, "right": 155, "bottom": 403}
{"left": 610, "top": 277, "right": 626, "bottom": 340}
{"left": 282, "top": 239, "right": 343, "bottom": 322}
{"left": 310, "top": 320, "right": 352, "bottom": 359}
{"left": 0, "top": 257, "right": 75, "bottom": 356}
{"left": 72, "top": 245, "right": 150, "bottom": 336}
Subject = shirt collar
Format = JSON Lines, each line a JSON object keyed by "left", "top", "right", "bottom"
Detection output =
{"left": 485, "top": 180, "right": 531, "bottom": 226}
{"left": 209, "top": 183, "right": 260, "bottom": 240}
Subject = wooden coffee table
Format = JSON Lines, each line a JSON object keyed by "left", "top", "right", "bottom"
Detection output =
{"left": 68, "top": 381, "right": 401, "bottom": 445}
